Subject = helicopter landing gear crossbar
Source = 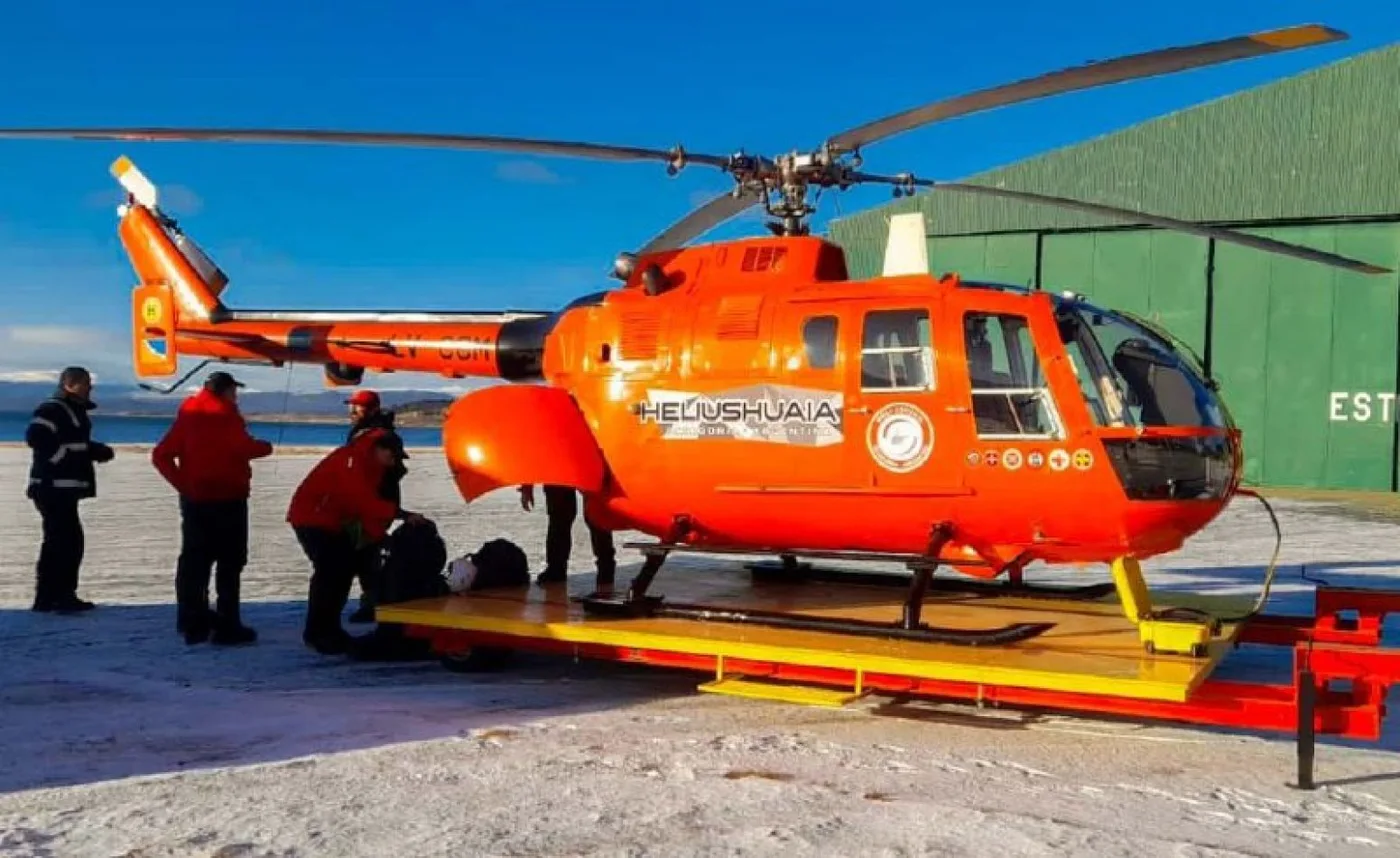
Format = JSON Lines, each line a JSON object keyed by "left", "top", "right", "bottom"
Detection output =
{"left": 577, "top": 522, "right": 1057, "bottom": 647}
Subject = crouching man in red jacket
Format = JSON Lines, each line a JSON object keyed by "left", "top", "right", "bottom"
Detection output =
{"left": 288, "top": 428, "right": 415, "bottom": 654}
{"left": 152, "top": 371, "right": 274, "bottom": 645}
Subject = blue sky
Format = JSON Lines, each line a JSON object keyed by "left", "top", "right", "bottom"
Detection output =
{"left": 0, "top": 0, "right": 1392, "bottom": 394}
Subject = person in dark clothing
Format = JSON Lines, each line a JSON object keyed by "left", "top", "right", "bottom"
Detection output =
{"left": 518, "top": 484, "right": 616, "bottom": 587}
{"left": 25, "top": 366, "right": 114, "bottom": 613}
{"left": 288, "top": 429, "right": 420, "bottom": 654}
{"left": 151, "top": 371, "right": 273, "bottom": 645}
{"left": 344, "top": 389, "right": 413, "bottom": 622}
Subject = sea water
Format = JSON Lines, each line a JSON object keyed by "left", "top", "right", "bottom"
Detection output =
{"left": 0, "top": 411, "right": 442, "bottom": 448}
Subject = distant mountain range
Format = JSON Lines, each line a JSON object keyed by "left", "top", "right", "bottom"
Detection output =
{"left": 0, "top": 380, "right": 456, "bottom": 422}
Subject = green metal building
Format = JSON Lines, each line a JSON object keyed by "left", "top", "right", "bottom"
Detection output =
{"left": 827, "top": 43, "right": 1400, "bottom": 492}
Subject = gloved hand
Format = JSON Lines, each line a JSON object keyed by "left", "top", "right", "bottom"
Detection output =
{"left": 90, "top": 443, "right": 115, "bottom": 463}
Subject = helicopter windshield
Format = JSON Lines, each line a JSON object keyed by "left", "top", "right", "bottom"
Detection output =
{"left": 1053, "top": 298, "right": 1228, "bottom": 431}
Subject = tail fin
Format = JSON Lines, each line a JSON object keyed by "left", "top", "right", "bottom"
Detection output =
{"left": 132, "top": 282, "right": 179, "bottom": 377}
{"left": 114, "top": 156, "right": 230, "bottom": 378}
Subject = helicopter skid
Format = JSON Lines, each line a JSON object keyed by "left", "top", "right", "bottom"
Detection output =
{"left": 574, "top": 591, "right": 1055, "bottom": 647}
{"left": 743, "top": 556, "right": 1117, "bottom": 602}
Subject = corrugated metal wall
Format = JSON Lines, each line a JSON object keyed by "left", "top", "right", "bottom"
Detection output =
{"left": 826, "top": 44, "right": 1400, "bottom": 239}
{"left": 1210, "top": 223, "right": 1400, "bottom": 490}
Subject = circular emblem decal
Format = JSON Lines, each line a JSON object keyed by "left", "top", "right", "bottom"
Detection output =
{"left": 141, "top": 296, "right": 162, "bottom": 325}
{"left": 1002, "top": 449, "right": 1023, "bottom": 471}
{"left": 867, "top": 402, "right": 934, "bottom": 473}
{"left": 1048, "top": 449, "right": 1070, "bottom": 472}
{"left": 965, "top": 451, "right": 981, "bottom": 467}
{"left": 1073, "top": 449, "right": 1094, "bottom": 470}
{"left": 1028, "top": 451, "right": 1045, "bottom": 469}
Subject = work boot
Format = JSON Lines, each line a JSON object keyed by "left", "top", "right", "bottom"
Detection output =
{"left": 211, "top": 623, "right": 258, "bottom": 646}
{"left": 50, "top": 596, "right": 95, "bottom": 614}
{"left": 177, "top": 606, "right": 218, "bottom": 634}
{"left": 348, "top": 603, "right": 375, "bottom": 624}
{"left": 535, "top": 567, "right": 567, "bottom": 586}
{"left": 303, "top": 629, "right": 352, "bottom": 656}
{"left": 211, "top": 604, "right": 257, "bottom": 646}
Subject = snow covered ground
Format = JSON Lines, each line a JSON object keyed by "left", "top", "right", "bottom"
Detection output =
{"left": 3, "top": 444, "right": 1400, "bottom": 857}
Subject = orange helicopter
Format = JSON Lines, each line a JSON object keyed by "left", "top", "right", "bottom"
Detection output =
{"left": 1, "top": 23, "right": 1388, "bottom": 655}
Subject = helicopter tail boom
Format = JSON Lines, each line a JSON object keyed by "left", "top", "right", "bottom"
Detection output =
{"left": 113, "top": 156, "right": 556, "bottom": 383}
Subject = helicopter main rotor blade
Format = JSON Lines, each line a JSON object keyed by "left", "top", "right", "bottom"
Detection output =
{"left": 0, "top": 127, "right": 736, "bottom": 169}
{"left": 636, "top": 187, "right": 765, "bottom": 254}
{"left": 827, "top": 24, "right": 1347, "bottom": 152}
{"left": 921, "top": 179, "right": 1390, "bottom": 275}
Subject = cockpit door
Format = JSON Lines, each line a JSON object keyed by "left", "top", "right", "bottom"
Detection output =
{"left": 844, "top": 294, "right": 968, "bottom": 495}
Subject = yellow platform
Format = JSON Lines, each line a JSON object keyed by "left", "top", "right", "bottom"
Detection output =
{"left": 376, "top": 564, "right": 1254, "bottom": 704}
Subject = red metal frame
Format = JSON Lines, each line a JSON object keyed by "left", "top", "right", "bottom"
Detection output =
{"left": 402, "top": 584, "right": 1400, "bottom": 788}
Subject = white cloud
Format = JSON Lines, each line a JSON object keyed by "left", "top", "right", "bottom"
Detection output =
{"left": 494, "top": 160, "right": 565, "bottom": 184}
{"left": 0, "top": 369, "right": 63, "bottom": 383}
{"left": 1, "top": 325, "right": 94, "bottom": 347}
{"left": 83, "top": 183, "right": 204, "bottom": 216}
{"left": 0, "top": 326, "right": 124, "bottom": 384}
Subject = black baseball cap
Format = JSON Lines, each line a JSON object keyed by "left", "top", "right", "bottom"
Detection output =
{"left": 204, "top": 371, "right": 245, "bottom": 394}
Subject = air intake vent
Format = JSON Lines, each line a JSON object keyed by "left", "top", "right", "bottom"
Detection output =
{"left": 618, "top": 312, "right": 660, "bottom": 360}
{"left": 740, "top": 245, "right": 787, "bottom": 273}
{"left": 716, "top": 295, "right": 762, "bottom": 339}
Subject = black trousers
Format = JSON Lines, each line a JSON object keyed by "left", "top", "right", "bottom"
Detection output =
{"left": 176, "top": 498, "right": 249, "bottom": 631}
{"left": 32, "top": 494, "right": 84, "bottom": 605}
{"left": 543, "top": 485, "right": 616, "bottom": 578}
{"left": 295, "top": 526, "right": 358, "bottom": 643}
{"left": 353, "top": 542, "right": 383, "bottom": 608}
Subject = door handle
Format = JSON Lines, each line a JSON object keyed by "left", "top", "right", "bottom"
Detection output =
{"left": 849, "top": 406, "right": 870, "bottom": 415}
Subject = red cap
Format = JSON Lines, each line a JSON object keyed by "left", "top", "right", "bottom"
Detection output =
{"left": 347, "top": 389, "right": 380, "bottom": 408}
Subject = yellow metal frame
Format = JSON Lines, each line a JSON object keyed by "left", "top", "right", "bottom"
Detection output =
{"left": 698, "top": 653, "right": 870, "bottom": 707}
{"left": 379, "top": 564, "right": 1250, "bottom": 704}
{"left": 1111, "top": 556, "right": 1221, "bottom": 658}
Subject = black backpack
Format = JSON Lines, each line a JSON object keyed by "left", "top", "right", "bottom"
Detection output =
{"left": 347, "top": 518, "right": 448, "bottom": 663}
{"left": 378, "top": 518, "right": 450, "bottom": 604}
{"left": 466, "top": 538, "right": 530, "bottom": 591}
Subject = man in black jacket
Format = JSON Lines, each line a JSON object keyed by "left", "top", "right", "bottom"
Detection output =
{"left": 25, "top": 366, "right": 115, "bottom": 613}
{"left": 345, "top": 389, "right": 413, "bottom": 622}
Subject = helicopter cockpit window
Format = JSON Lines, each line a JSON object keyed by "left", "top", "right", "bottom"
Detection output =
{"left": 963, "top": 312, "right": 1063, "bottom": 439}
{"left": 860, "top": 309, "right": 933, "bottom": 391}
{"left": 802, "top": 315, "right": 838, "bottom": 370}
{"left": 1055, "top": 302, "right": 1226, "bottom": 429}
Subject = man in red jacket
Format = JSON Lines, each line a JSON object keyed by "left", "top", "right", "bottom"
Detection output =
{"left": 152, "top": 371, "right": 274, "bottom": 645}
{"left": 288, "top": 428, "right": 413, "bottom": 654}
